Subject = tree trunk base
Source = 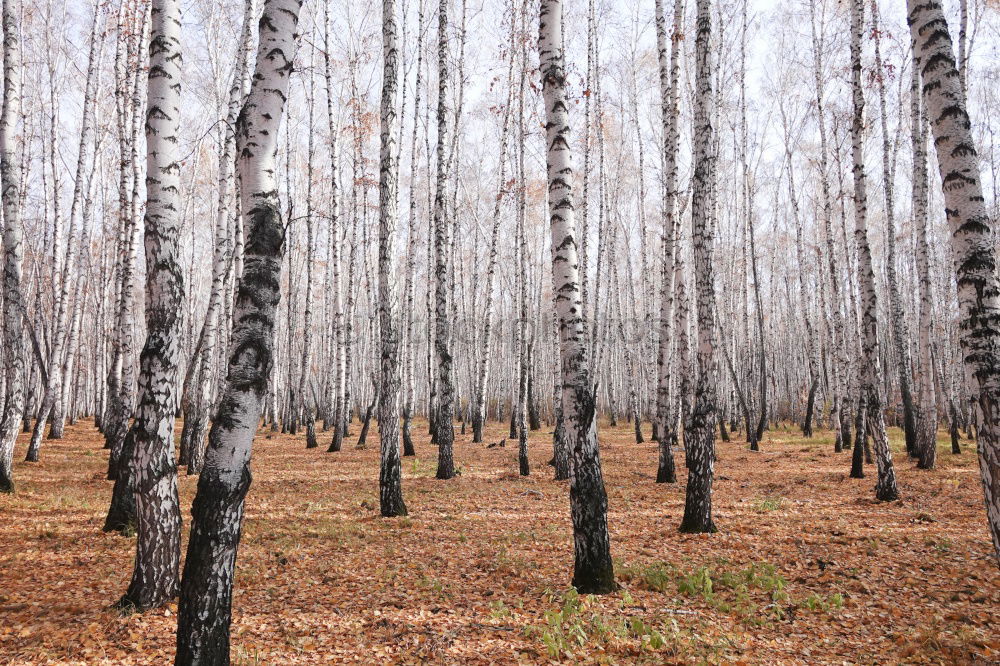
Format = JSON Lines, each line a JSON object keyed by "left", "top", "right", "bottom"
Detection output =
{"left": 305, "top": 417, "right": 318, "bottom": 449}
{"left": 678, "top": 517, "right": 718, "bottom": 534}
{"left": 875, "top": 484, "right": 899, "bottom": 502}
{"left": 849, "top": 440, "right": 865, "bottom": 479}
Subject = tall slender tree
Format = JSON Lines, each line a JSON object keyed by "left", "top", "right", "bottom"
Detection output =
{"left": 176, "top": 1, "right": 304, "bottom": 661}
{"left": 184, "top": 0, "right": 256, "bottom": 475}
{"left": 680, "top": 0, "right": 719, "bottom": 534}
{"left": 907, "top": 0, "right": 1000, "bottom": 565}
{"left": 0, "top": 0, "right": 25, "bottom": 494}
{"left": 471, "top": 21, "right": 514, "bottom": 445}
{"left": 653, "top": 0, "right": 682, "bottom": 484}
{"left": 322, "top": 0, "right": 346, "bottom": 455}
{"left": 400, "top": 0, "right": 426, "bottom": 458}
{"left": 871, "top": 1, "right": 916, "bottom": 459}
{"left": 515, "top": 30, "right": 529, "bottom": 477}
{"left": 910, "top": 60, "right": 936, "bottom": 470}
{"left": 433, "top": 0, "right": 456, "bottom": 480}
{"left": 849, "top": 0, "right": 898, "bottom": 501}
{"left": 40, "top": 3, "right": 103, "bottom": 445}
{"left": 377, "top": 0, "right": 407, "bottom": 517}
{"left": 809, "top": 0, "right": 847, "bottom": 453}
{"left": 104, "top": 0, "right": 150, "bottom": 533}
{"left": 539, "top": 0, "right": 614, "bottom": 594}
{"left": 119, "top": 0, "right": 184, "bottom": 612}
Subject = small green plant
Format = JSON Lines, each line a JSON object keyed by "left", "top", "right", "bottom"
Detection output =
{"left": 233, "top": 645, "right": 264, "bottom": 665}
{"left": 530, "top": 589, "right": 676, "bottom": 659}
{"left": 536, "top": 589, "right": 587, "bottom": 657}
{"left": 678, "top": 566, "right": 714, "bottom": 599}
{"left": 716, "top": 561, "right": 788, "bottom": 601}
{"left": 801, "top": 593, "right": 823, "bottom": 610}
{"left": 753, "top": 496, "right": 784, "bottom": 513}
{"left": 407, "top": 457, "right": 442, "bottom": 477}
{"left": 925, "top": 536, "right": 952, "bottom": 552}
{"left": 619, "top": 561, "right": 842, "bottom": 629}
{"left": 492, "top": 546, "right": 527, "bottom": 575}
{"left": 528, "top": 588, "right": 747, "bottom": 661}
{"left": 36, "top": 523, "right": 59, "bottom": 540}
{"left": 618, "top": 561, "right": 677, "bottom": 593}
{"left": 628, "top": 617, "right": 668, "bottom": 650}
{"left": 417, "top": 575, "right": 446, "bottom": 596}
{"left": 489, "top": 600, "right": 512, "bottom": 619}
{"left": 800, "top": 592, "right": 844, "bottom": 612}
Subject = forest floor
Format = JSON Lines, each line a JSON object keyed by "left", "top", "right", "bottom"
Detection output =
{"left": 1, "top": 418, "right": 998, "bottom": 665}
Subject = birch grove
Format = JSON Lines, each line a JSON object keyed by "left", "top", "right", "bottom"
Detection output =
{"left": 1, "top": 0, "right": 1000, "bottom": 658}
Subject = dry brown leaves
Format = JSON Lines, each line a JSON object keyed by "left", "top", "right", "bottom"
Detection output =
{"left": 0, "top": 419, "right": 998, "bottom": 664}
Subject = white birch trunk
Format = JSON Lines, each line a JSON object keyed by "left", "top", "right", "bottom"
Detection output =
{"left": 46, "top": 3, "right": 102, "bottom": 442}
{"left": 377, "top": 0, "right": 407, "bottom": 516}
{"left": 322, "top": 0, "right": 345, "bottom": 453}
{"left": 680, "top": 0, "right": 720, "bottom": 534}
{"left": 187, "top": 0, "right": 255, "bottom": 474}
{"left": 910, "top": 62, "right": 937, "bottom": 470}
{"left": 810, "top": 0, "right": 847, "bottom": 452}
{"left": 118, "top": 0, "right": 184, "bottom": 612}
{"left": 849, "top": 0, "right": 898, "bottom": 501}
{"left": 0, "top": 0, "right": 25, "bottom": 494}
{"left": 433, "top": 0, "right": 456, "bottom": 479}
{"left": 872, "top": 1, "right": 917, "bottom": 457}
{"left": 176, "top": 1, "right": 303, "bottom": 660}
{"left": 471, "top": 60, "right": 513, "bottom": 445}
{"left": 539, "top": 0, "right": 614, "bottom": 594}
{"left": 907, "top": 0, "right": 1000, "bottom": 565}
{"left": 653, "top": 0, "right": 681, "bottom": 483}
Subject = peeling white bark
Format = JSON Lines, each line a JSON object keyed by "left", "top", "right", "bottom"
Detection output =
{"left": 539, "top": 0, "right": 614, "bottom": 594}
{"left": 177, "top": 1, "right": 304, "bottom": 661}
{"left": 907, "top": 0, "right": 1000, "bottom": 565}
{"left": 0, "top": 0, "right": 25, "bottom": 494}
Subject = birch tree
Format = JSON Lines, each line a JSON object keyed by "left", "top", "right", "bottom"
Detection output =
{"left": 0, "top": 0, "right": 25, "bottom": 494}
{"left": 539, "top": 0, "right": 614, "bottom": 594}
{"left": 515, "top": 25, "right": 530, "bottom": 477}
{"left": 184, "top": 0, "right": 256, "bottom": 475}
{"left": 848, "top": 0, "right": 897, "bottom": 501}
{"left": 118, "top": 0, "right": 184, "bottom": 612}
{"left": 176, "top": 1, "right": 304, "bottom": 660}
{"left": 809, "top": 0, "right": 847, "bottom": 453}
{"left": 433, "top": 0, "right": 456, "bottom": 480}
{"left": 471, "top": 20, "right": 514, "bottom": 445}
{"left": 38, "top": 4, "right": 102, "bottom": 446}
{"left": 907, "top": 0, "right": 1000, "bottom": 565}
{"left": 679, "top": 0, "right": 719, "bottom": 534}
{"left": 871, "top": 0, "right": 916, "bottom": 458}
{"left": 910, "top": 61, "right": 936, "bottom": 470}
{"left": 653, "top": 0, "right": 682, "bottom": 484}
{"left": 104, "top": 1, "right": 150, "bottom": 534}
{"left": 377, "top": 0, "right": 407, "bottom": 517}
{"left": 322, "top": 0, "right": 346, "bottom": 455}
